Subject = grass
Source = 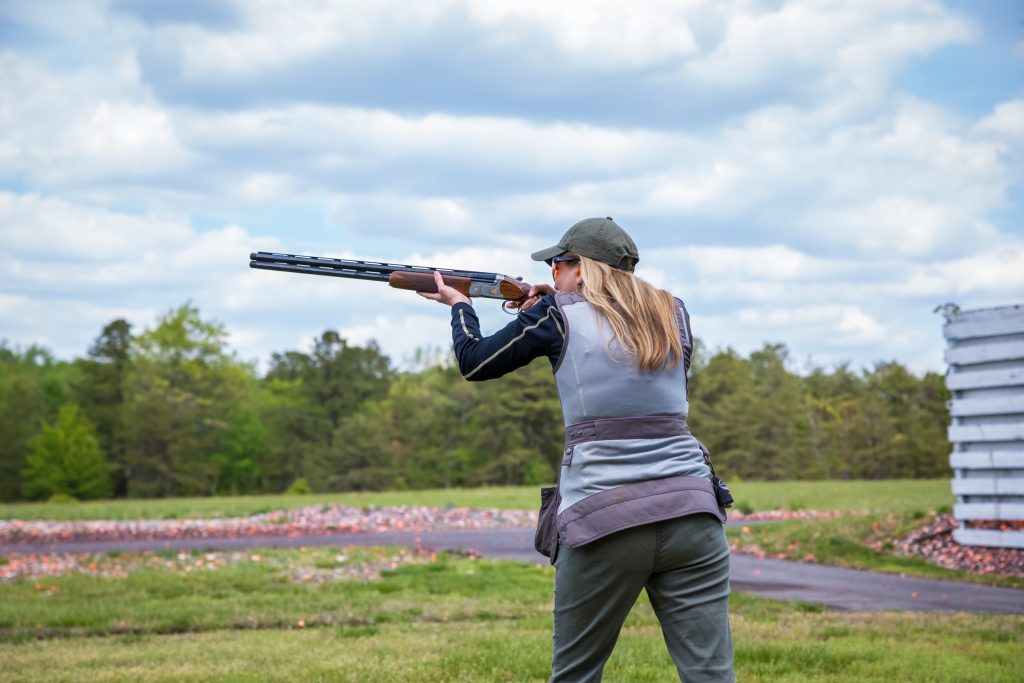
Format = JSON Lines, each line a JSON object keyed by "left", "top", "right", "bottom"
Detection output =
{"left": 726, "top": 478, "right": 953, "bottom": 516}
{"left": 0, "top": 487, "right": 541, "bottom": 521}
{"left": 0, "top": 479, "right": 954, "bottom": 521}
{"left": 0, "top": 548, "right": 547, "bottom": 642}
{"left": 0, "top": 548, "right": 1020, "bottom": 682}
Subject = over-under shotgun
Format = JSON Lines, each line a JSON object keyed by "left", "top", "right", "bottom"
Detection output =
{"left": 249, "top": 251, "right": 532, "bottom": 309}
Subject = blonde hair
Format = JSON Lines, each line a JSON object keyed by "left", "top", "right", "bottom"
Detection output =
{"left": 576, "top": 256, "right": 683, "bottom": 371}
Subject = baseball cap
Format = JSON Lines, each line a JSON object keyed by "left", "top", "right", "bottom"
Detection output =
{"left": 531, "top": 217, "right": 639, "bottom": 272}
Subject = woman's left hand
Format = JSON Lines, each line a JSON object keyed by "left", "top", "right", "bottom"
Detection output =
{"left": 417, "top": 270, "right": 472, "bottom": 307}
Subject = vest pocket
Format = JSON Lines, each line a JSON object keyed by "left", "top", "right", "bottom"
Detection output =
{"left": 534, "top": 485, "right": 561, "bottom": 563}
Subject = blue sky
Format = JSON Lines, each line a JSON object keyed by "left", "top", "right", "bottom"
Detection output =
{"left": 1, "top": 0, "right": 1021, "bottom": 373}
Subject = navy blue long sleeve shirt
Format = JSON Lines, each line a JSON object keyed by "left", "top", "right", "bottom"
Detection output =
{"left": 449, "top": 296, "right": 565, "bottom": 380}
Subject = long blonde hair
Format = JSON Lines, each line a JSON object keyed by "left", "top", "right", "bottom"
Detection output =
{"left": 576, "top": 256, "right": 683, "bottom": 371}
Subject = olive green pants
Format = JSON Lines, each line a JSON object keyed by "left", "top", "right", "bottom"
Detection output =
{"left": 551, "top": 513, "right": 734, "bottom": 682}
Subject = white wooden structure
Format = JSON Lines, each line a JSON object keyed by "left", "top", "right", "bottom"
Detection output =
{"left": 942, "top": 303, "right": 1024, "bottom": 548}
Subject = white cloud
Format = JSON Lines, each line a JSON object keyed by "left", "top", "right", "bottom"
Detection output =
{"left": 172, "top": 0, "right": 460, "bottom": 78}
{"left": 95, "top": 0, "right": 974, "bottom": 96}
{"left": 469, "top": 0, "right": 701, "bottom": 68}
{"left": 685, "top": 0, "right": 975, "bottom": 93}
{"left": 736, "top": 305, "right": 888, "bottom": 345}
{"left": 0, "top": 53, "right": 191, "bottom": 186}
{"left": 645, "top": 245, "right": 834, "bottom": 281}
{"left": 182, "top": 105, "right": 676, "bottom": 178}
{"left": 236, "top": 173, "right": 296, "bottom": 203}
{"left": 897, "top": 244, "right": 1024, "bottom": 297}
{"left": 974, "top": 97, "right": 1024, "bottom": 147}
{"left": 3, "top": 28, "right": 1015, "bottom": 261}
{"left": 0, "top": 192, "right": 192, "bottom": 261}
{"left": 0, "top": 0, "right": 1019, "bottom": 377}
{"left": 0, "top": 292, "right": 161, "bottom": 360}
{"left": 0, "top": 191, "right": 541, "bottom": 367}
{"left": 125, "top": 0, "right": 707, "bottom": 79}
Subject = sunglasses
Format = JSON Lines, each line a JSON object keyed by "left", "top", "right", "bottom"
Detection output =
{"left": 546, "top": 255, "right": 580, "bottom": 267}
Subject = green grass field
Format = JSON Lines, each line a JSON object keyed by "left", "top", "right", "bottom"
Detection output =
{"left": 1, "top": 548, "right": 1020, "bottom": 682}
{"left": 2, "top": 481, "right": 1021, "bottom": 681}
{"left": 0, "top": 478, "right": 954, "bottom": 521}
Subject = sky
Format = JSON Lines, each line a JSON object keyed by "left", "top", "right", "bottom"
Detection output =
{"left": 1, "top": 0, "right": 1022, "bottom": 374}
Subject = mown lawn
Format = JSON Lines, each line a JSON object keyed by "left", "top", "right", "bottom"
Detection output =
{"left": 1, "top": 548, "right": 1020, "bottom": 682}
{"left": 0, "top": 479, "right": 953, "bottom": 521}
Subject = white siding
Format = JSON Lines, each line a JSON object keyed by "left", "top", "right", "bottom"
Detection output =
{"left": 943, "top": 304, "right": 1024, "bottom": 548}
{"left": 952, "top": 528, "right": 1024, "bottom": 548}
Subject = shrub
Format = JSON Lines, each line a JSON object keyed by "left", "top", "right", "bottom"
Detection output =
{"left": 284, "top": 477, "right": 313, "bottom": 495}
{"left": 47, "top": 492, "right": 79, "bottom": 504}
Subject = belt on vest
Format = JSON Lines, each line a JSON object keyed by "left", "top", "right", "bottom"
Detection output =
{"left": 564, "top": 415, "right": 690, "bottom": 448}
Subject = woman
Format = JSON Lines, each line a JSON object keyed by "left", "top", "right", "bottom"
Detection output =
{"left": 419, "top": 217, "right": 734, "bottom": 682}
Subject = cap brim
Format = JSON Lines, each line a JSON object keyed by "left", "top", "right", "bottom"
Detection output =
{"left": 530, "top": 245, "right": 566, "bottom": 262}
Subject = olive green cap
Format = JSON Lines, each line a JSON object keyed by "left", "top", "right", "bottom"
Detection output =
{"left": 531, "top": 217, "right": 639, "bottom": 272}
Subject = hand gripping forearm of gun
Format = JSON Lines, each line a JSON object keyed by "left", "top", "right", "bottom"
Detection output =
{"left": 249, "top": 251, "right": 536, "bottom": 313}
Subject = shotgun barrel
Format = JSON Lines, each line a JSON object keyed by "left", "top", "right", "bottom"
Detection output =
{"left": 248, "top": 251, "right": 532, "bottom": 306}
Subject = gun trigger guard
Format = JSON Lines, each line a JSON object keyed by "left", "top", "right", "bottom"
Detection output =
{"left": 502, "top": 301, "right": 520, "bottom": 315}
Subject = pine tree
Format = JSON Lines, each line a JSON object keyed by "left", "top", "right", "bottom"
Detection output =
{"left": 22, "top": 404, "right": 112, "bottom": 500}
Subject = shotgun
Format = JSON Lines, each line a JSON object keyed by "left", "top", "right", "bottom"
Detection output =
{"left": 249, "top": 251, "right": 533, "bottom": 310}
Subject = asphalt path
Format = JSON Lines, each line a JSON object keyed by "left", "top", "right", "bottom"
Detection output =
{"left": 4, "top": 526, "right": 1022, "bottom": 615}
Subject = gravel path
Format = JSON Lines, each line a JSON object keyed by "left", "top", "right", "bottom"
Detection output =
{"left": 4, "top": 525, "right": 1022, "bottom": 615}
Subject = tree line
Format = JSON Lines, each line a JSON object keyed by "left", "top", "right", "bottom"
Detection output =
{"left": 0, "top": 304, "right": 951, "bottom": 502}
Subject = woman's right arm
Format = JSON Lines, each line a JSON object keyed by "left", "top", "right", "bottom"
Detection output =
{"left": 450, "top": 297, "right": 564, "bottom": 381}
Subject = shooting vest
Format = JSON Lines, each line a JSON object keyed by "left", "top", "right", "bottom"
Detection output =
{"left": 553, "top": 291, "right": 725, "bottom": 547}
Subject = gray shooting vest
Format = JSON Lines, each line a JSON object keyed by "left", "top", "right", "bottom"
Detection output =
{"left": 553, "top": 291, "right": 725, "bottom": 548}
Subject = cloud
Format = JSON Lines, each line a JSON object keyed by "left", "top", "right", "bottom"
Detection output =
{"left": 468, "top": 0, "right": 701, "bottom": 68}
{"left": 0, "top": 52, "right": 191, "bottom": 188}
{"left": 7, "top": 0, "right": 966, "bottom": 128}
{"left": 0, "top": 0, "right": 1020, "bottom": 377}
{"left": 736, "top": 304, "right": 888, "bottom": 345}
{"left": 0, "top": 292, "right": 162, "bottom": 360}
{"left": 897, "top": 243, "right": 1024, "bottom": 297}
{"left": 0, "top": 191, "right": 541, "bottom": 368}
{"left": 973, "top": 97, "right": 1024, "bottom": 152}
{"left": 3, "top": 8, "right": 1013, "bottom": 260}
{"left": 135, "top": 0, "right": 703, "bottom": 80}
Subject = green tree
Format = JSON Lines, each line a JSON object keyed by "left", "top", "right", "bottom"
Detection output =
{"left": 802, "top": 364, "right": 863, "bottom": 478}
{"left": 0, "top": 344, "right": 76, "bottom": 501}
{"left": 74, "top": 319, "right": 133, "bottom": 496}
{"left": 256, "top": 376, "right": 325, "bottom": 492}
{"left": 747, "top": 344, "right": 810, "bottom": 479}
{"left": 265, "top": 331, "right": 394, "bottom": 490}
{"left": 124, "top": 304, "right": 251, "bottom": 497}
{"left": 210, "top": 386, "right": 272, "bottom": 495}
{"left": 22, "top": 403, "right": 112, "bottom": 500}
{"left": 329, "top": 363, "right": 469, "bottom": 491}
{"left": 463, "top": 360, "right": 563, "bottom": 486}
{"left": 911, "top": 371, "right": 952, "bottom": 477}
{"left": 267, "top": 331, "right": 393, "bottom": 443}
{"left": 688, "top": 348, "right": 759, "bottom": 479}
